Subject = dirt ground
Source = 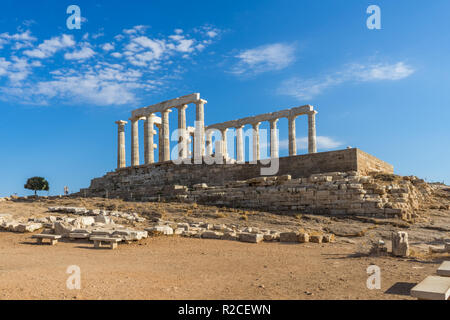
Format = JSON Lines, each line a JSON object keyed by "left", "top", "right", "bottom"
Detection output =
{"left": 0, "top": 197, "right": 449, "bottom": 300}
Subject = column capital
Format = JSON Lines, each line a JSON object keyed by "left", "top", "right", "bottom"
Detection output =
{"left": 115, "top": 120, "right": 128, "bottom": 126}
{"left": 269, "top": 118, "right": 279, "bottom": 124}
{"left": 195, "top": 99, "right": 208, "bottom": 105}
{"left": 251, "top": 122, "right": 261, "bottom": 129}
{"left": 307, "top": 110, "right": 318, "bottom": 115}
{"left": 177, "top": 104, "right": 188, "bottom": 111}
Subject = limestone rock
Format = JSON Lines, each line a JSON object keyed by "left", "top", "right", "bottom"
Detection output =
{"left": 310, "top": 234, "right": 323, "bottom": 244}
{"left": 280, "top": 232, "right": 299, "bottom": 243}
{"left": 239, "top": 232, "right": 263, "bottom": 243}
{"left": 391, "top": 231, "right": 410, "bottom": 257}
{"left": 322, "top": 234, "right": 335, "bottom": 243}
{"left": 145, "top": 226, "right": 173, "bottom": 235}
{"left": 201, "top": 231, "right": 223, "bottom": 239}
{"left": 298, "top": 232, "right": 310, "bottom": 243}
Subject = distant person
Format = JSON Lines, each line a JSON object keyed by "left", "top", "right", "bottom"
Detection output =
{"left": 64, "top": 186, "right": 69, "bottom": 196}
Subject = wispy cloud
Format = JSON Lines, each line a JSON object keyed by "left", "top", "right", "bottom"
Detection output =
{"left": 279, "top": 136, "right": 344, "bottom": 150}
{"left": 278, "top": 61, "right": 415, "bottom": 100}
{"left": 0, "top": 24, "right": 221, "bottom": 106}
{"left": 230, "top": 43, "right": 295, "bottom": 76}
{"left": 23, "top": 34, "right": 75, "bottom": 59}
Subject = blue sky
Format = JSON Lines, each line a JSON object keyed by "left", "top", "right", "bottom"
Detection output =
{"left": 1, "top": 0, "right": 449, "bottom": 196}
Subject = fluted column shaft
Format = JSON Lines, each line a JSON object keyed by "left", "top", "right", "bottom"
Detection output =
{"left": 220, "top": 128, "right": 228, "bottom": 159}
{"left": 115, "top": 120, "right": 127, "bottom": 169}
{"left": 252, "top": 122, "right": 260, "bottom": 161}
{"left": 206, "top": 130, "right": 213, "bottom": 156}
{"left": 130, "top": 118, "right": 139, "bottom": 166}
{"left": 177, "top": 105, "right": 187, "bottom": 159}
{"left": 288, "top": 115, "right": 297, "bottom": 156}
{"left": 236, "top": 126, "right": 244, "bottom": 163}
{"left": 144, "top": 114, "right": 155, "bottom": 164}
{"left": 194, "top": 100, "right": 206, "bottom": 160}
{"left": 270, "top": 119, "right": 279, "bottom": 158}
{"left": 161, "top": 110, "right": 171, "bottom": 162}
{"left": 308, "top": 111, "right": 317, "bottom": 154}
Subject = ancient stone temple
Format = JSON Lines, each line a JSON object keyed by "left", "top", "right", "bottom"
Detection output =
{"left": 112, "top": 93, "right": 319, "bottom": 168}
{"left": 79, "top": 93, "right": 408, "bottom": 218}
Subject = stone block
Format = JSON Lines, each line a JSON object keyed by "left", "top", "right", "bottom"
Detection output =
{"left": 201, "top": 231, "right": 223, "bottom": 239}
{"left": 263, "top": 233, "right": 279, "bottom": 241}
{"left": 436, "top": 261, "right": 450, "bottom": 277}
{"left": 280, "top": 232, "right": 299, "bottom": 243}
{"left": 222, "top": 232, "right": 238, "bottom": 241}
{"left": 145, "top": 226, "right": 173, "bottom": 235}
{"left": 298, "top": 232, "right": 310, "bottom": 243}
{"left": 410, "top": 276, "right": 450, "bottom": 300}
{"left": 239, "top": 232, "right": 263, "bottom": 243}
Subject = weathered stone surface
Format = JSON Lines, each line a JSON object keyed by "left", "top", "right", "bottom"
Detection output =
{"left": 436, "top": 261, "right": 450, "bottom": 277}
{"left": 280, "top": 232, "right": 299, "bottom": 243}
{"left": 298, "top": 232, "right": 310, "bottom": 243}
{"left": 145, "top": 225, "right": 173, "bottom": 235}
{"left": 222, "top": 232, "right": 238, "bottom": 241}
{"left": 14, "top": 223, "right": 42, "bottom": 233}
{"left": 94, "top": 215, "right": 113, "bottom": 224}
{"left": 410, "top": 276, "right": 450, "bottom": 300}
{"left": 239, "top": 232, "right": 263, "bottom": 243}
{"left": 369, "top": 240, "right": 388, "bottom": 256}
{"left": 263, "top": 233, "right": 279, "bottom": 241}
{"left": 54, "top": 221, "right": 74, "bottom": 236}
{"left": 201, "top": 231, "right": 223, "bottom": 239}
{"left": 310, "top": 234, "right": 323, "bottom": 244}
{"left": 322, "top": 234, "right": 335, "bottom": 243}
{"left": 392, "top": 231, "right": 410, "bottom": 257}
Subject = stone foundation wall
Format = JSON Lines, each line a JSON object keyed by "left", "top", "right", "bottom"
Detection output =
{"left": 78, "top": 148, "right": 409, "bottom": 217}
{"left": 82, "top": 148, "right": 392, "bottom": 192}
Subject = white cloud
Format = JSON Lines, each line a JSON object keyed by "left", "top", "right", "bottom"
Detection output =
{"left": 278, "top": 61, "right": 415, "bottom": 100}
{"left": 0, "top": 24, "right": 221, "bottom": 106}
{"left": 64, "top": 46, "right": 96, "bottom": 60}
{"left": 231, "top": 43, "right": 295, "bottom": 75}
{"left": 23, "top": 34, "right": 75, "bottom": 59}
{"left": 279, "top": 136, "right": 343, "bottom": 151}
{"left": 102, "top": 43, "right": 114, "bottom": 51}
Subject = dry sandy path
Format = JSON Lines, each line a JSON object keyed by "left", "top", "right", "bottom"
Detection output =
{"left": 0, "top": 232, "right": 441, "bottom": 300}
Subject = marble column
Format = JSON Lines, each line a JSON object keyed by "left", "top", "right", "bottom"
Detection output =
{"left": 156, "top": 123, "right": 162, "bottom": 162}
{"left": 130, "top": 118, "right": 140, "bottom": 166}
{"left": 205, "top": 130, "right": 213, "bottom": 156}
{"left": 161, "top": 109, "right": 171, "bottom": 162}
{"left": 220, "top": 128, "right": 228, "bottom": 160}
{"left": 115, "top": 120, "right": 127, "bottom": 169}
{"left": 236, "top": 125, "right": 244, "bottom": 164}
{"left": 288, "top": 115, "right": 297, "bottom": 156}
{"left": 144, "top": 114, "right": 155, "bottom": 164}
{"left": 269, "top": 119, "right": 279, "bottom": 158}
{"left": 194, "top": 100, "right": 206, "bottom": 159}
{"left": 252, "top": 122, "right": 260, "bottom": 161}
{"left": 177, "top": 105, "right": 188, "bottom": 159}
{"left": 308, "top": 111, "right": 317, "bottom": 154}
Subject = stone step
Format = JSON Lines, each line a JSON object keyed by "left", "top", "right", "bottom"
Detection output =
{"left": 437, "top": 261, "right": 450, "bottom": 277}
{"left": 410, "top": 276, "right": 450, "bottom": 300}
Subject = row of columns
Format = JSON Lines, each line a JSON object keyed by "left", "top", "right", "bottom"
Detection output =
{"left": 116, "top": 105, "right": 317, "bottom": 169}
{"left": 115, "top": 100, "right": 206, "bottom": 169}
{"left": 205, "top": 110, "right": 317, "bottom": 163}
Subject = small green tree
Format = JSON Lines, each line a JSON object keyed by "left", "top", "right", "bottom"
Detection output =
{"left": 24, "top": 177, "right": 49, "bottom": 196}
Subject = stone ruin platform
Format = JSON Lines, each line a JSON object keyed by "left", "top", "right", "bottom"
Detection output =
{"left": 72, "top": 148, "right": 431, "bottom": 219}
{"left": 81, "top": 148, "right": 392, "bottom": 196}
